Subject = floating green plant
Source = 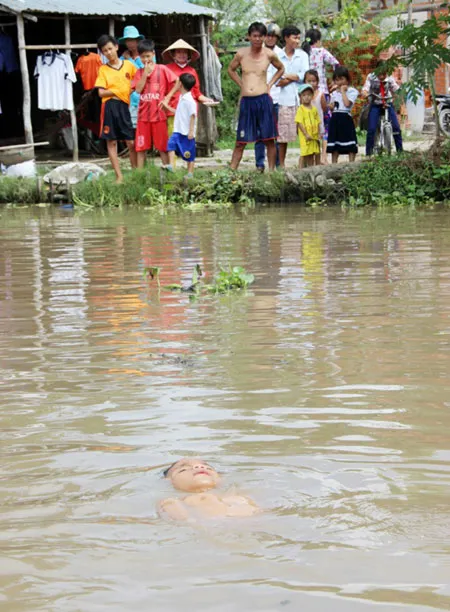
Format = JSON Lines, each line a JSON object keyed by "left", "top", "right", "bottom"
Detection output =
{"left": 144, "top": 264, "right": 254, "bottom": 297}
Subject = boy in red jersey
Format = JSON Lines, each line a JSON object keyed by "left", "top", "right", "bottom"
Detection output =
{"left": 131, "top": 39, "right": 177, "bottom": 168}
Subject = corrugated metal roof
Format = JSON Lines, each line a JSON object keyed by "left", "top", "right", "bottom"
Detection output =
{"left": 0, "top": 0, "right": 218, "bottom": 17}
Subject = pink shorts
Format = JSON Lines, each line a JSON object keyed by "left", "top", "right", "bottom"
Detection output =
{"left": 277, "top": 105, "right": 298, "bottom": 143}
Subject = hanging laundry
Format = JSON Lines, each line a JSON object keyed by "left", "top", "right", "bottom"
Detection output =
{"left": 34, "top": 52, "right": 76, "bottom": 110}
{"left": 206, "top": 43, "right": 223, "bottom": 102}
{"left": 0, "top": 32, "right": 18, "bottom": 73}
{"left": 75, "top": 52, "right": 102, "bottom": 90}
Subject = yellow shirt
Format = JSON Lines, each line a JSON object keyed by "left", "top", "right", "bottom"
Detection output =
{"left": 95, "top": 60, "right": 137, "bottom": 105}
{"left": 295, "top": 104, "right": 321, "bottom": 156}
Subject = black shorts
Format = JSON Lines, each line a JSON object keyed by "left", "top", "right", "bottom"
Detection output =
{"left": 100, "top": 99, "right": 134, "bottom": 141}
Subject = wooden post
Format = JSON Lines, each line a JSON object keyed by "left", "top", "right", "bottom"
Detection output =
{"left": 199, "top": 16, "right": 212, "bottom": 156}
{"left": 109, "top": 17, "right": 115, "bottom": 36}
{"left": 16, "top": 13, "right": 34, "bottom": 146}
{"left": 64, "top": 15, "right": 79, "bottom": 162}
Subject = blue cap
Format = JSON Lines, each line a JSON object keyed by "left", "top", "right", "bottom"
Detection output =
{"left": 118, "top": 26, "right": 144, "bottom": 43}
{"left": 299, "top": 83, "right": 314, "bottom": 95}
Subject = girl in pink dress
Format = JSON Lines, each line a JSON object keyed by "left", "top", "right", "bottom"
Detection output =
{"left": 302, "top": 29, "right": 339, "bottom": 95}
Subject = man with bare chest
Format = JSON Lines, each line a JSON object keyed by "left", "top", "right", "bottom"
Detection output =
{"left": 228, "top": 22, "right": 285, "bottom": 171}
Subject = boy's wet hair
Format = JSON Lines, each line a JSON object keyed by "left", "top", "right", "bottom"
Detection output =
{"left": 97, "top": 34, "right": 118, "bottom": 50}
{"left": 248, "top": 22, "right": 267, "bottom": 36}
{"left": 333, "top": 65, "right": 351, "bottom": 83}
{"left": 162, "top": 462, "right": 178, "bottom": 477}
{"left": 304, "top": 69, "right": 319, "bottom": 83}
{"left": 180, "top": 73, "right": 196, "bottom": 91}
{"left": 138, "top": 39, "right": 155, "bottom": 54}
{"left": 282, "top": 25, "right": 301, "bottom": 42}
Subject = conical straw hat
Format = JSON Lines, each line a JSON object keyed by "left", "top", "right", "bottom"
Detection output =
{"left": 162, "top": 38, "right": 200, "bottom": 63}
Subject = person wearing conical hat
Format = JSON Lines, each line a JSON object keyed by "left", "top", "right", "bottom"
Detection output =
{"left": 161, "top": 39, "right": 218, "bottom": 136}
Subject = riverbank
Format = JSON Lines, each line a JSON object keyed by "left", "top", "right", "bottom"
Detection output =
{"left": 1, "top": 140, "right": 449, "bottom": 209}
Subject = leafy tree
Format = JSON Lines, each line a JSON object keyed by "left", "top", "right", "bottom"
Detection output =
{"left": 377, "top": 7, "right": 450, "bottom": 138}
{"left": 264, "top": 0, "right": 335, "bottom": 27}
{"left": 191, "top": 0, "right": 257, "bottom": 48}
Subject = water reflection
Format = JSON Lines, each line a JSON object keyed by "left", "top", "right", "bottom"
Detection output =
{"left": 1, "top": 206, "right": 450, "bottom": 611}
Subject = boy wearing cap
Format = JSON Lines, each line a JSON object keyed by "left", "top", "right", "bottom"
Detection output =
{"left": 295, "top": 83, "right": 322, "bottom": 168}
{"left": 131, "top": 39, "right": 177, "bottom": 168}
{"left": 119, "top": 25, "right": 145, "bottom": 130}
{"left": 95, "top": 34, "right": 138, "bottom": 183}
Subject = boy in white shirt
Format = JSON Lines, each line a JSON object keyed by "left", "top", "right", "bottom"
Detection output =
{"left": 164, "top": 73, "right": 197, "bottom": 177}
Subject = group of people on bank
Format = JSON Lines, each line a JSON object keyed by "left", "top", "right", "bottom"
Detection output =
{"left": 228, "top": 22, "right": 403, "bottom": 172}
{"left": 96, "top": 22, "right": 404, "bottom": 181}
{"left": 94, "top": 26, "right": 218, "bottom": 182}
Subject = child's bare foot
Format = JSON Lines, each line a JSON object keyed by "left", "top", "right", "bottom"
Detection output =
{"left": 115, "top": 176, "right": 124, "bottom": 184}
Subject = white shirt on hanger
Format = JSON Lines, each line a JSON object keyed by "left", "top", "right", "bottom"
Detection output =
{"left": 34, "top": 52, "right": 76, "bottom": 111}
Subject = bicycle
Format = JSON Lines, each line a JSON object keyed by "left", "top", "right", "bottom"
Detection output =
{"left": 370, "top": 91, "right": 394, "bottom": 155}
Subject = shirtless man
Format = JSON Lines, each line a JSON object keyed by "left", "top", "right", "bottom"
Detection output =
{"left": 158, "top": 458, "right": 260, "bottom": 520}
{"left": 228, "top": 22, "right": 285, "bottom": 171}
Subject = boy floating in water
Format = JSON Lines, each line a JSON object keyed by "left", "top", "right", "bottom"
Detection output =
{"left": 159, "top": 458, "right": 260, "bottom": 520}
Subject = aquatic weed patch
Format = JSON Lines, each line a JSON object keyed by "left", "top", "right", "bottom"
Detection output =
{"left": 144, "top": 264, "right": 254, "bottom": 297}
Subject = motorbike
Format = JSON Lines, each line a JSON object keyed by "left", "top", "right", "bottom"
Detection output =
{"left": 435, "top": 94, "right": 450, "bottom": 137}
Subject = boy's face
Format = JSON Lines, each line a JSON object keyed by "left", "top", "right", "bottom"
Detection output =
{"left": 335, "top": 76, "right": 348, "bottom": 88}
{"left": 166, "top": 458, "right": 220, "bottom": 492}
{"left": 101, "top": 42, "right": 119, "bottom": 62}
{"left": 140, "top": 50, "right": 155, "bottom": 65}
{"left": 301, "top": 90, "right": 313, "bottom": 104}
{"left": 248, "top": 31, "right": 265, "bottom": 49}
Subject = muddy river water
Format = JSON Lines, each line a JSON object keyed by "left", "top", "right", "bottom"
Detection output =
{"left": 1, "top": 205, "right": 450, "bottom": 611}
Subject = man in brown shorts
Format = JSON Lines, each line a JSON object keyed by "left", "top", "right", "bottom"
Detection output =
{"left": 227, "top": 22, "right": 285, "bottom": 171}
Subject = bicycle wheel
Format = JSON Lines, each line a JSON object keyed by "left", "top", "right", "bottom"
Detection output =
{"left": 382, "top": 121, "right": 393, "bottom": 155}
{"left": 374, "top": 125, "right": 382, "bottom": 154}
{"left": 439, "top": 108, "right": 450, "bottom": 137}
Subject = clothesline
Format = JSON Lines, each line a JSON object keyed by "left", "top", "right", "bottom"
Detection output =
{"left": 20, "top": 44, "right": 98, "bottom": 50}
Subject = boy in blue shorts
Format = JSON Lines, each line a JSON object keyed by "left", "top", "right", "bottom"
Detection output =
{"left": 165, "top": 73, "right": 197, "bottom": 177}
{"left": 227, "top": 22, "right": 285, "bottom": 171}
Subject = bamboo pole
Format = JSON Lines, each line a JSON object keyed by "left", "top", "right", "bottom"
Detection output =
{"left": 16, "top": 13, "right": 34, "bottom": 146}
{"left": 109, "top": 16, "right": 115, "bottom": 36}
{"left": 64, "top": 14, "right": 79, "bottom": 162}
{"left": 199, "top": 16, "right": 212, "bottom": 156}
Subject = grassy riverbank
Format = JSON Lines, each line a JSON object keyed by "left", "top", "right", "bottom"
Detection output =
{"left": 1, "top": 144, "right": 450, "bottom": 209}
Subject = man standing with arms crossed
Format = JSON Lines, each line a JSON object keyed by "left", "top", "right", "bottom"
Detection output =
{"left": 277, "top": 26, "right": 309, "bottom": 168}
{"left": 254, "top": 23, "right": 283, "bottom": 172}
{"left": 228, "top": 22, "right": 285, "bottom": 172}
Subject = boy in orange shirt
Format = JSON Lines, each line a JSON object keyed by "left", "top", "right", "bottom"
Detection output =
{"left": 95, "top": 34, "right": 137, "bottom": 183}
{"left": 131, "top": 39, "right": 177, "bottom": 169}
